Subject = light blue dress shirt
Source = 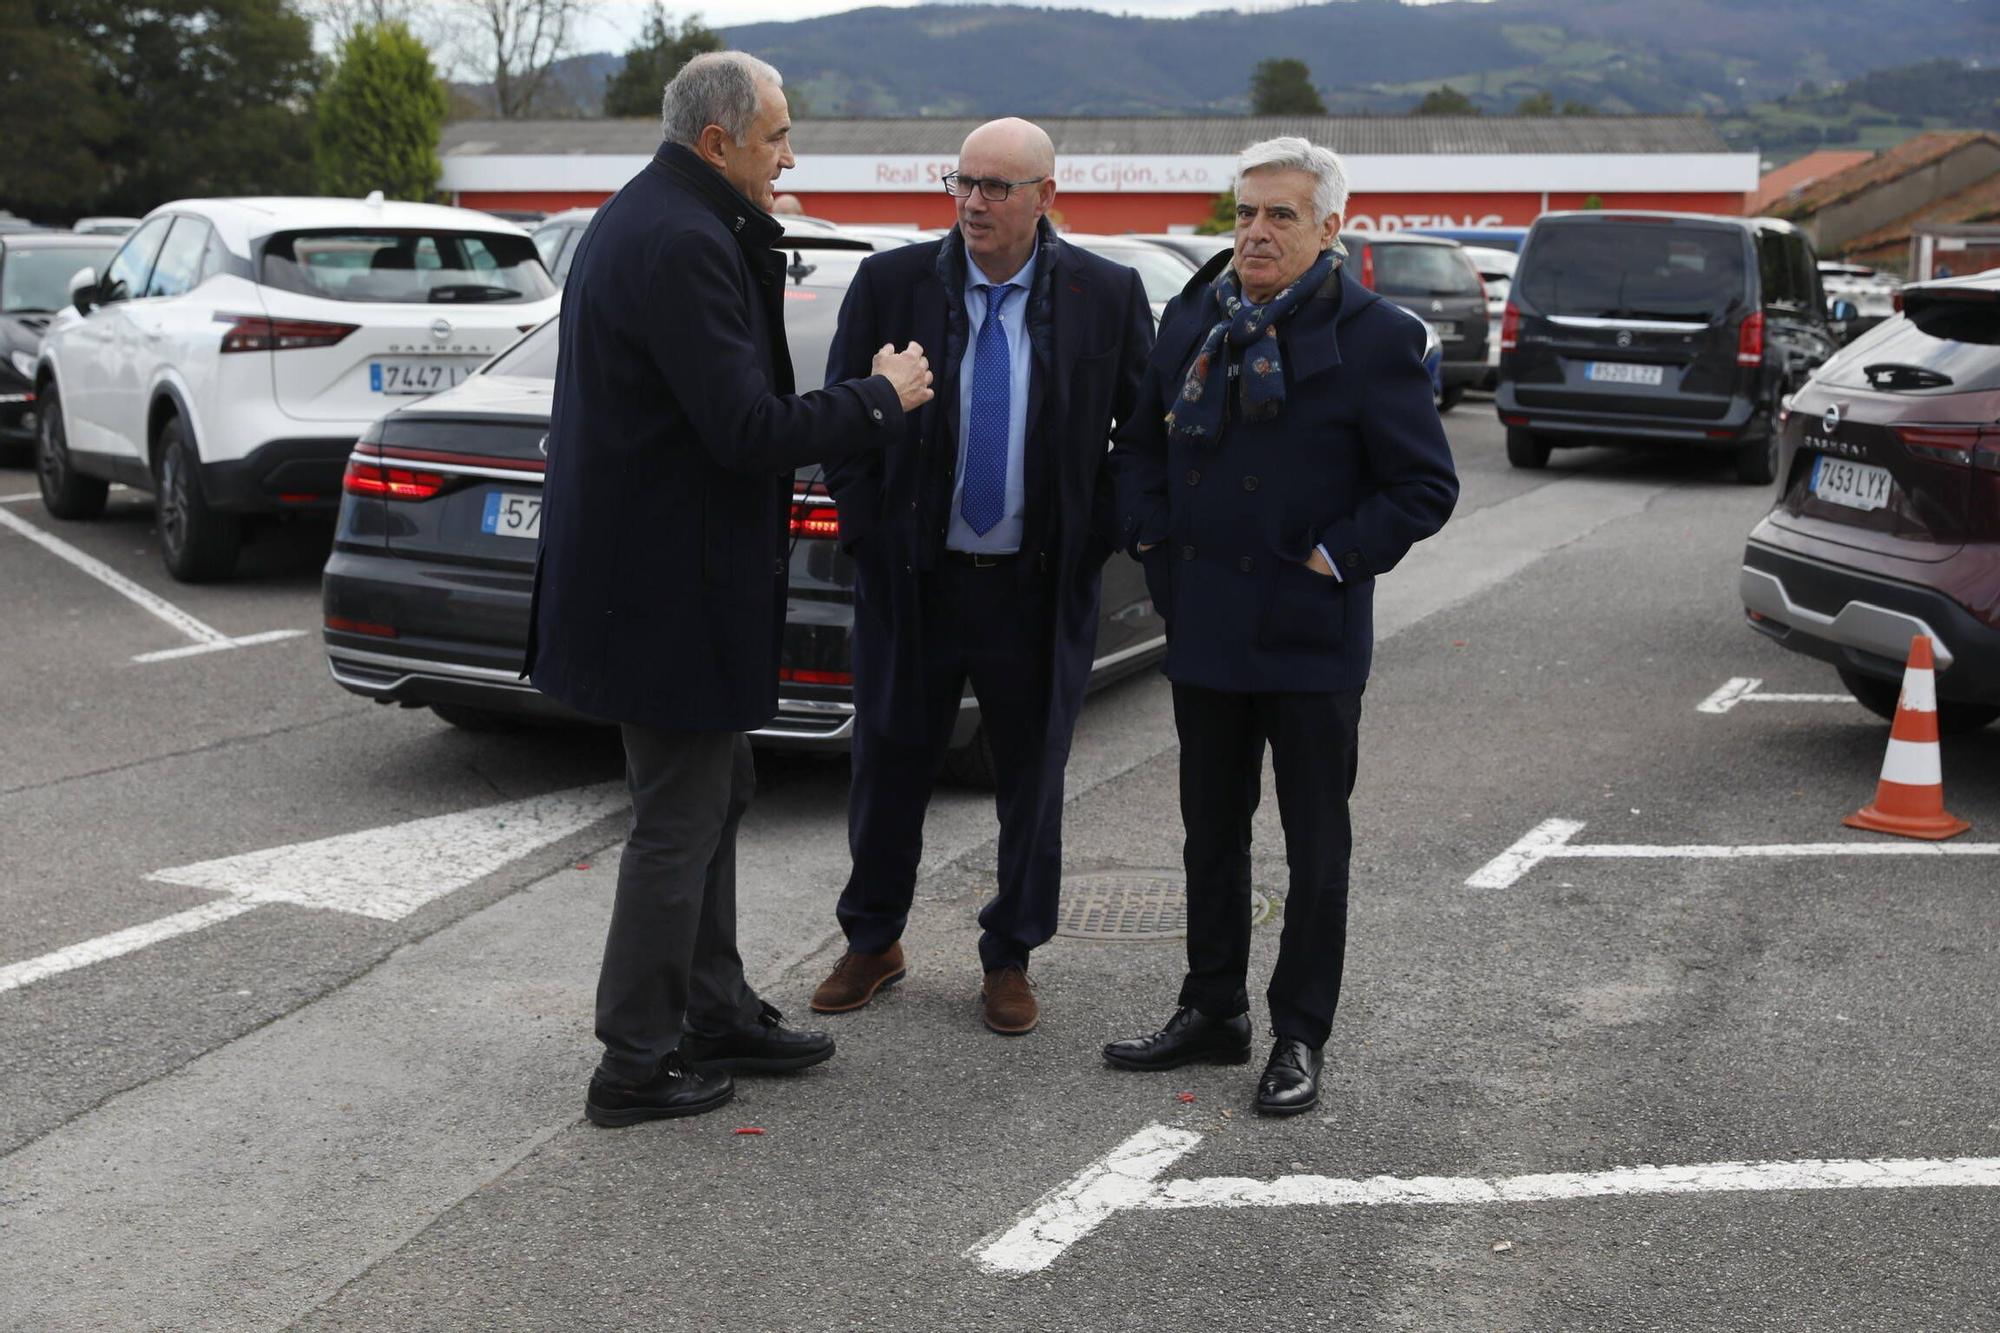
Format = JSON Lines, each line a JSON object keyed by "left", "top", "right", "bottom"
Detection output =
{"left": 947, "top": 250, "right": 1037, "bottom": 553}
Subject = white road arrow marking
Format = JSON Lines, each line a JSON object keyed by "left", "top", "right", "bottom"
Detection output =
{"left": 1467, "top": 818, "right": 2000, "bottom": 890}
{"left": 970, "top": 1124, "right": 2000, "bottom": 1276}
{"left": 1698, "top": 677, "right": 1854, "bottom": 713}
{"left": 0, "top": 503, "right": 304, "bottom": 663}
{"left": 0, "top": 782, "right": 625, "bottom": 995}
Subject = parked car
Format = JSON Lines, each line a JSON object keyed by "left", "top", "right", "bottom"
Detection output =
{"left": 1062, "top": 233, "right": 1198, "bottom": 321}
{"left": 321, "top": 269, "right": 1169, "bottom": 781}
{"left": 71, "top": 217, "right": 141, "bottom": 237}
{"left": 1738, "top": 272, "right": 2000, "bottom": 734}
{"left": 0, "top": 232, "right": 121, "bottom": 456}
{"left": 1341, "top": 231, "right": 1488, "bottom": 410}
{"left": 1496, "top": 211, "right": 1847, "bottom": 484}
{"left": 532, "top": 207, "right": 883, "bottom": 287}
{"left": 1462, "top": 244, "right": 1517, "bottom": 389}
{"left": 1128, "top": 232, "right": 1233, "bottom": 268}
{"left": 32, "top": 196, "right": 561, "bottom": 580}
{"left": 1409, "top": 225, "right": 1530, "bottom": 254}
{"left": 1817, "top": 259, "right": 1901, "bottom": 342}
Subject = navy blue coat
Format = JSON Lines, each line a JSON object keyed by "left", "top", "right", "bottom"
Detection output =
{"left": 1109, "top": 252, "right": 1458, "bottom": 693}
{"left": 822, "top": 226, "right": 1153, "bottom": 747}
{"left": 527, "top": 145, "right": 902, "bottom": 731}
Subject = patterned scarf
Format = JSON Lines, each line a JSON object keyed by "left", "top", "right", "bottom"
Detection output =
{"left": 1167, "top": 248, "right": 1338, "bottom": 446}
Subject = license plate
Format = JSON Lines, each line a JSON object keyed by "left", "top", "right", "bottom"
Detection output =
{"left": 1427, "top": 321, "right": 1459, "bottom": 339}
{"left": 481, "top": 491, "right": 541, "bottom": 539}
{"left": 1810, "top": 455, "right": 1892, "bottom": 512}
{"left": 370, "top": 359, "right": 475, "bottom": 395}
{"left": 1585, "top": 361, "right": 1665, "bottom": 386}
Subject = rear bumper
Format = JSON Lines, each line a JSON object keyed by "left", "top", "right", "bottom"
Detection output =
{"left": 1739, "top": 538, "right": 2000, "bottom": 703}
{"left": 1441, "top": 358, "right": 1488, "bottom": 391}
{"left": 203, "top": 436, "right": 356, "bottom": 512}
{"left": 1495, "top": 381, "right": 1759, "bottom": 449}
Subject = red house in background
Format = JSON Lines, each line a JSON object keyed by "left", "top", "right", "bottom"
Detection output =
{"left": 441, "top": 115, "right": 1757, "bottom": 233}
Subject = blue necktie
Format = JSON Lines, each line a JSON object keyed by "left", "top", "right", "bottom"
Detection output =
{"left": 961, "top": 283, "right": 1012, "bottom": 536}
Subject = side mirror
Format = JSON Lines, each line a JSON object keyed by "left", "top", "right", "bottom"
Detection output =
{"left": 1828, "top": 298, "right": 1858, "bottom": 325}
{"left": 69, "top": 266, "right": 99, "bottom": 315}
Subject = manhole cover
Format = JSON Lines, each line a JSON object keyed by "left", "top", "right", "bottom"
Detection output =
{"left": 1056, "top": 871, "right": 1272, "bottom": 941}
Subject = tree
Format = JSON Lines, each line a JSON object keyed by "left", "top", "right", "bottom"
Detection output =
{"left": 1196, "top": 188, "right": 1237, "bottom": 237}
{"left": 62, "top": 0, "right": 320, "bottom": 217}
{"left": 453, "top": 0, "right": 596, "bottom": 118}
{"left": 0, "top": 0, "right": 116, "bottom": 215}
{"left": 315, "top": 21, "right": 446, "bottom": 200}
{"left": 1560, "top": 98, "right": 1598, "bottom": 116}
{"left": 1412, "top": 85, "right": 1480, "bottom": 116}
{"left": 603, "top": 6, "right": 722, "bottom": 118}
{"left": 1515, "top": 90, "right": 1556, "bottom": 116}
{"left": 1250, "top": 58, "right": 1326, "bottom": 116}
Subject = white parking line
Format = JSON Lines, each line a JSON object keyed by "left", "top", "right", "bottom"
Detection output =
{"left": 969, "top": 1123, "right": 2000, "bottom": 1276}
{"left": 0, "top": 491, "right": 38, "bottom": 505}
{"left": 0, "top": 503, "right": 305, "bottom": 662}
{"left": 1467, "top": 818, "right": 2000, "bottom": 890}
{"left": 0, "top": 781, "right": 625, "bottom": 994}
{"left": 1699, "top": 677, "right": 1855, "bottom": 713}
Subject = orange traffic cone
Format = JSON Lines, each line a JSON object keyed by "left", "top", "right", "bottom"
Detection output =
{"left": 1844, "top": 635, "right": 1970, "bottom": 840}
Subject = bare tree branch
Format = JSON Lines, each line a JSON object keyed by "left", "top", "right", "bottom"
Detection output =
{"left": 450, "top": 0, "right": 596, "bottom": 118}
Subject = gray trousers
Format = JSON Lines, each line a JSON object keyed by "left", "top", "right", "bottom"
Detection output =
{"left": 595, "top": 725, "right": 763, "bottom": 1083}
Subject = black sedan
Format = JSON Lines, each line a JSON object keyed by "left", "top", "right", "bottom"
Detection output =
{"left": 0, "top": 232, "right": 121, "bottom": 455}
{"left": 322, "top": 270, "right": 1168, "bottom": 783}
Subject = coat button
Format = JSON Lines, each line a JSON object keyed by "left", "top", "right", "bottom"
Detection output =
{"left": 871, "top": 408, "right": 884, "bottom": 421}
{"left": 1185, "top": 469, "right": 1201, "bottom": 486}
{"left": 1242, "top": 475, "right": 1259, "bottom": 491}
{"left": 1344, "top": 553, "right": 1362, "bottom": 570}
{"left": 774, "top": 558, "right": 785, "bottom": 575}
{"left": 1181, "top": 544, "right": 1195, "bottom": 561}
{"left": 1238, "top": 556, "right": 1253, "bottom": 573}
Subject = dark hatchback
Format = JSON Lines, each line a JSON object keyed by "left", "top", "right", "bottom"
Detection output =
{"left": 0, "top": 232, "right": 121, "bottom": 454}
{"left": 322, "top": 274, "right": 1169, "bottom": 779}
{"left": 1739, "top": 272, "right": 2000, "bottom": 734}
{"left": 1497, "top": 212, "right": 1843, "bottom": 484}
{"left": 1340, "top": 231, "right": 1489, "bottom": 411}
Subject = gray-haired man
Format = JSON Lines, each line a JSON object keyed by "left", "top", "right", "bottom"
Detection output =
{"left": 529, "top": 52, "right": 932, "bottom": 1126}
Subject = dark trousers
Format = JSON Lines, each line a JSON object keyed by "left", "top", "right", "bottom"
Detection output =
{"left": 595, "top": 724, "right": 763, "bottom": 1083}
{"left": 839, "top": 558, "right": 1067, "bottom": 973}
{"left": 1172, "top": 681, "right": 1364, "bottom": 1050}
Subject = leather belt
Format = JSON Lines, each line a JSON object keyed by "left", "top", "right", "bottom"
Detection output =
{"left": 941, "top": 549, "right": 1020, "bottom": 568}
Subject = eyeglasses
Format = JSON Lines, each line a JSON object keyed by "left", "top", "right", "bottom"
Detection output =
{"left": 941, "top": 172, "right": 1046, "bottom": 203}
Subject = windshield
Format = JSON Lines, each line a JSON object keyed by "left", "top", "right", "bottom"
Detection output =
{"left": 2, "top": 244, "right": 120, "bottom": 312}
{"left": 1068, "top": 241, "right": 1195, "bottom": 305}
{"left": 1518, "top": 222, "right": 1747, "bottom": 322}
{"left": 261, "top": 229, "right": 557, "bottom": 305}
{"left": 1372, "top": 243, "right": 1482, "bottom": 298}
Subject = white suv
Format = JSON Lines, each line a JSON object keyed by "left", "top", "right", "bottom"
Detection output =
{"left": 33, "top": 197, "right": 562, "bottom": 580}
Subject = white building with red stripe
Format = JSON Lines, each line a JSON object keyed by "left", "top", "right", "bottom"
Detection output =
{"left": 440, "top": 115, "right": 1758, "bottom": 233}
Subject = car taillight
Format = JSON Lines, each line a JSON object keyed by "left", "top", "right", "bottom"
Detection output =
{"left": 1359, "top": 245, "right": 1374, "bottom": 290}
{"left": 1499, "top": 301, "right": 1520, "bottom": 353}
{"left": 1894, "top": 424, "right": 2000, "bottom": 470}
{"left": 1736, "top": 310, "right": 1764, "bottom": 367}
{"left": 220, "top": 313, "right": 358, "bottom": 353}
{"left": 790, "top": 485, "right": 839, "bottom": 540}
{"left": 343, "top": 457, "right": 449, "bottom": 499}
{"left": 778, "top": 667, "right": 853, "bottom": 685}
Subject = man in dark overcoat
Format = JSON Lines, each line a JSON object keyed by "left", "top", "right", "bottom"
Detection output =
{"left": 807, "top": 119, "right": 1153, "bottom": 1035}
{"left": 527, "top": 52, "right": 933, "bottom": 1127}
{"left": 1103, "top": 138, "right": 1459, "bottom": 1114}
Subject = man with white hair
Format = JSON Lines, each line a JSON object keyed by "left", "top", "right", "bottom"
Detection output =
{"left": 529, "top": 52, "right": 934, "bottom": 1126}
{"left": 1103, "top": 138, "right": 1458, "bottom": 1114}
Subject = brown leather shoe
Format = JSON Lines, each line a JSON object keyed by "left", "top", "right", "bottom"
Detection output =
{"left": 981, "top": 964, "right": 1038, "bottom": 1035}
{"left": 809, "top": 941, "right": 906, "bottom": 1014}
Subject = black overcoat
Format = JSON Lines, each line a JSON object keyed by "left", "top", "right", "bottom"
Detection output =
{"left": 526, "top": 144, "right": 901, "bottom": 732}
{"left": 822, "top": 226, "right": 1153, "bottom": 747}
{"left": 1109, "top": 252, "right": 1460, "bottom": 693}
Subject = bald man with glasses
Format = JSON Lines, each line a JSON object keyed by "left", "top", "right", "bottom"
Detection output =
{"left": 812, "top": 118, "right": 1154, "bottom": 1035}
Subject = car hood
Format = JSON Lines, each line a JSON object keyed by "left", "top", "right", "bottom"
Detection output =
{"left": 0, "top": 312, "right": 51, "bottom": 355}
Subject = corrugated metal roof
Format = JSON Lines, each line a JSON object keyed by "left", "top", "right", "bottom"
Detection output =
{"left": 440, "top": 115, "right": 1733, "bottom": 159}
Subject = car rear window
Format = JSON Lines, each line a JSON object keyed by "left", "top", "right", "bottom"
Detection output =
{"left": 261, "top": 229, "right": 556, "bottom": 304}
{"left": 1517, "top": 222, "right": 1747, "bottom": 322}
{"left": 1372, "top": 243, "right": 1482, "bottom": 298}
{"left": 1818, "top": 293, "right": 2000, "bottom": 393}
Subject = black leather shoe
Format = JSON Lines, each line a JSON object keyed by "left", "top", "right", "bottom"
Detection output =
{"left": 680, "top": 1002, "right": 835, "bottom": 1073}
{"left": 585, "top": 1054, "right": 733, "bottom": 1127}
{"left": 1255, "top": 1038, "right": 1322, "bottom": 1116}
{"left": 1103, "top": 1006, "right": 1252, "bottom": 1071}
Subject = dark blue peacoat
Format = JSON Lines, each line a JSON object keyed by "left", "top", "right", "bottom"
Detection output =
{"left": 526, "top": 144, "right": 902, "bottom": 732}
{"left": 822, "top": 225, "right": 1153, "bottom": 747}
{"left": 1109, "top": 251, "right": 1459, "bottom": 694}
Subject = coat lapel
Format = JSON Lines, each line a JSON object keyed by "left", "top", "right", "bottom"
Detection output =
{"left": 1284, "top": 264, "right": 1353, "bottom": 384}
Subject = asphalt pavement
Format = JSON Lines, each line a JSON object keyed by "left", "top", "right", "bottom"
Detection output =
{"left": 2, "top": 407, "right": 1996, "bottom": 1331}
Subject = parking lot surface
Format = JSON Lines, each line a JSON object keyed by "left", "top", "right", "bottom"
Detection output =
{"left": 2, "top": 408, "right": 1996, "bottom": 1331}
